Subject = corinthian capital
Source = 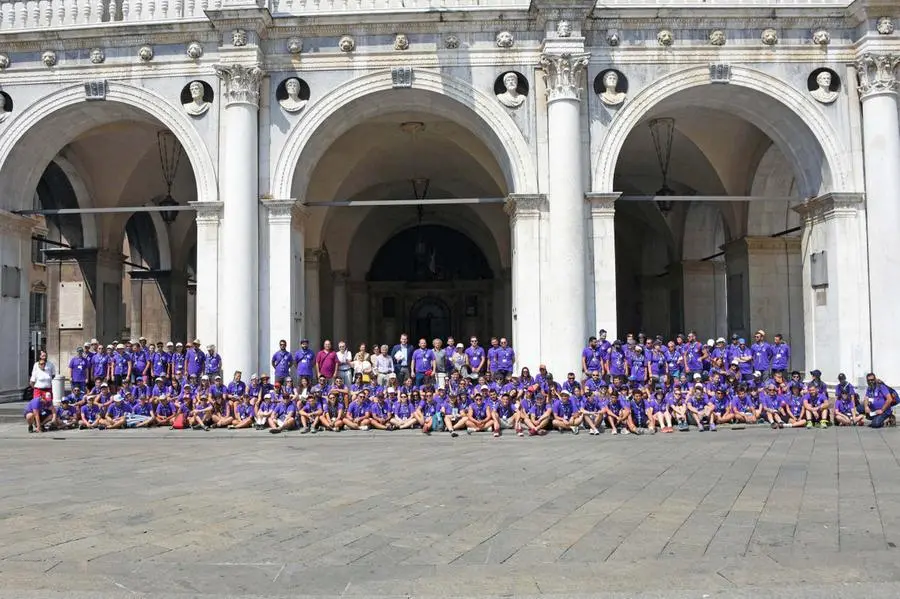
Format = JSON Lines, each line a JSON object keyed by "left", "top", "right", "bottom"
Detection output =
{"left": 214, "top": 64, "right": 266, "bottom": 108}
{"left": 856, "top": 53, "right": 900, "bottom": 98}
{"left": 540, "top": 52, "right": 590, "bottom": 102}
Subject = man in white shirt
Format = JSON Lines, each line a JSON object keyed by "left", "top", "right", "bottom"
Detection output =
{"left": 335, "top": 341, "right": 353, "bottom": 389}
{"left": 374, "top": 345, "right": 394, "bottom": 387}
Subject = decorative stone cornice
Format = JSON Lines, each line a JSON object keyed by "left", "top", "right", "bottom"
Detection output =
{"left": 856, "top": 52, "right": 899, "bottom": 98}
{"left": 262, "top": 198, "right": 308, "bottom": 225}
{"left": 304, "top": 248, "right": 323, "bottom": 264}
{"left": 190, "top": 201, "right": 224, "bottom": 225}
{"left": 793, "top": 192, "right": 864, "bottom": 224}
{"left": 504, "top": 193, "right": 547, "bottom": 220}
{"left": 585, "top": 192, "right": 620, "bottom": 215}
{"left": 540, "top": 51, "right": 590, "bottom": 102}
{"left": 214, "top": 63, "right": 265, "bottom": 108}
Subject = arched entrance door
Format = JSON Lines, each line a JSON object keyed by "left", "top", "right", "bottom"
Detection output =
{"left": 366, "top": 224, "right": 494, "bottom": 343}
{"left": 410, "top": 297, "right": 451, "bottom": 343}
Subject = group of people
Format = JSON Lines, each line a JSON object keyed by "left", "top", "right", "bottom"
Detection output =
{"left": 23, "top": 330, "right": 896, "bottom": 435}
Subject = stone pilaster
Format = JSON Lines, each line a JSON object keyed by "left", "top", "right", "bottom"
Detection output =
{"left": 191, "top": 201, "right": 222, "bottom": 349}
{"left": 585, "top": 192, "right": 618, "bottom": 341}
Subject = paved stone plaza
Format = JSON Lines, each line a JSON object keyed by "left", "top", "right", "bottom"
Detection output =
{"left": 2, "top": 424, "right": 900, "bottom": 598}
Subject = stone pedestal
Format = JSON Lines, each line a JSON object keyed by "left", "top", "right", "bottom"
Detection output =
{"left": 857, "top": 54, "right": 900, "bottom": 383}
{"left": 540, "top": 43, "right": 590, "bottom": 377}
{"left": 586, "top": 193, "right": 618, "bottom": 340}
{"left": 215, "top": 63, "right": 264, "bottom": 377}
{"left": 505, "top": 194, "right": 547, "bottom": 371}
{"left": 794, "top": 193, "right": 870, "bottom": 383}
{"left": 191, "top": 201, "right": 222, "bottom": 348}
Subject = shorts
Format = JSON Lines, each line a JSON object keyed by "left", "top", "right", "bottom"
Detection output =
{"left": 499, "top": 417, "right": 514, "bottom": 430}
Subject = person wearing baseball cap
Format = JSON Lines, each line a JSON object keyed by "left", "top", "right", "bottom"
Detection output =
{"left": 186, "top": 340, "right": 205, "bottom": 379}
{"left": 69, "top": 346, "right": 89, "bottom": 392}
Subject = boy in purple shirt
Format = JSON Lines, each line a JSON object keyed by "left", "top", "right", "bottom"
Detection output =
{"left": 465, "top": 392, "right": 496, "bottom": 436}
{"left": 104, "top": 396, "right": 128, "bottom": 429}
{"left": 268, "top": 394, "right": 297, "bottom": 434}
{"left": 551, "top": 390, "right": 582, "bottom": 434}
{"left": 412, "top": 338, "right": 436, "bottom": 388}
{"left": 465, "top": 337, "right": 486, "bottom": 381}
{"left": 834, "top": 388, "right": 864, "bottom": 426}
{"left": 341, "top": 393, "right": 369, "bottom": 431}
{"left": 232, "top": 395, "right": 254, "bottom": 429}
{"left": 153, "top": 397, "right": 177, "bottom": 427}
{"left": 864, "top": 374, "right": 896, "bottom": 428}
{"left": 271, "top": 339, "right": 294, "bottom": 384}
{"left": 79, "top": 401, "right": 105, "bottom": 429}
{"left": 55, "top": 397, "right": 79, "bottom": 430}
{"left": 491, "top": 393, "right": 520, "bottom": 437}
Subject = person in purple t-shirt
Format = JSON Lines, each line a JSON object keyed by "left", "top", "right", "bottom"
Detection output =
{"left": 466, "top": 392, "right": 496, "bottom": 436}
{"left": 465, "top": 337, "right": 486, "bottom": 382}
{"left": 411, "top": 338, "right": 436, "bottom": 387}
{"left": 23, "top": 392, "right": 53, "bottom": 433}
{"left": 104, "top": 396, "right": 128, "bottom": 429}
{"left": 834, "top": 387, "right": 864, "bottom": 427}
{"left": 271, "top": 339, "right": 294, "bottom": 384}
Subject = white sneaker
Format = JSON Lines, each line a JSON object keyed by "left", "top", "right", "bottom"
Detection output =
{"left": 610, "top": 428, "right": 619, "bottom": 435}
{"left": 360, "top": 425, "right": 369, "bottom": 431}
{"left": 621, "top": 428, "right": 630, "bottom": 435}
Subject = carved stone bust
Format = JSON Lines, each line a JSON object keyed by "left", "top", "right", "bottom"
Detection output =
{"left": 0, "top": 93, "right": 8, "bottom": 123}
{"left": 279, "top": 78, "right": 307, "bottom": 113}
{"left": 496, "top": 72, "right": 525, "bottom": 109}
{"left": 598, "top": 70, "right": 626, "bottom": 106}
{"left": 232, "top": 29, "right": 248, "bottom": 47}
{"left": 139, "top": 45, "right": 153, "bottom": 61}
{"left": 876, "top": 17, "right": 894, "bottom": 35}
{"left": 287, "top": 37, "right": 303, "bottom": 54}
{"left": 657, "top": 29, "right": 674, "bottom": 46}
{"left": 0, "top": 54, "right": 8, "bottom": 70}
{"left": 90, "top": 48, "right": 105, "bottom": 64}
{"left": 41, "top": 50, "right": 57, "bottom": 67}
{"left": 557, "top": 20, "right": 572, "bottom": 38}
{"left": 186, "top": 42, "right": 203, "bottom": 59}
{"left": 444, "top": 35, "right": 460, "bottom": 49}
{"left": 709, "top": 30, "right": 726, "bottom": 46}
{"left": 496, "top": 31, "right": 514, "bottom": 48}
{"left": 183, "top": 81, "right": 210, "bottom": 116}
{"left": 812, "top": 29, "right": 830, "bottom": 45}
{"left": 394, "top": 33, "right": 409, "bottom": 51}
{"left": 810, "top": 71, "right": 838, "bottom": 104}
{"left": 761, "top": 28, "right": 778, "bottom": 45}
{"left": 606, "top": 30, "right": 620, "bottom": 46}
{"left": 339, "top": 35, "right": 355, "bottom": 52}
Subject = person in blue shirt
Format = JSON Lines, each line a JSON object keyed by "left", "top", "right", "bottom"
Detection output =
{"left": 271, "top": 339, "right": 293, "bottom": 385}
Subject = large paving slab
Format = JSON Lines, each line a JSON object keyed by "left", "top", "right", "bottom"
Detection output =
{"left": 1, "top": 423, "right": 900, "bottom": 598}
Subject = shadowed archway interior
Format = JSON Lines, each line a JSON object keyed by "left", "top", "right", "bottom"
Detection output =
{"left": 368, "top": 225, "right": 493, "bottom": 283}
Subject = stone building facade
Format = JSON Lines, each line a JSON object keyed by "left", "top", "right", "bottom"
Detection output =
{"left": 0, "top": 0, "right": 898, "bottom": 396}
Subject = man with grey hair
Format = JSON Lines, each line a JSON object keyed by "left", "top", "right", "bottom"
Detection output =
{"left": 374, "top": 344, "right": 394, "bottom": 387}
{"left": 432, "top": 338, "right": 447, "bottom": 389}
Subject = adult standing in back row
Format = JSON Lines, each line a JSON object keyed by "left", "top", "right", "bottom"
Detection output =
{"left": 316, "top": 340, "right": 338, "bottom": 382}
{"left": 391, "top": 334, "right": 414, "bottom": 382}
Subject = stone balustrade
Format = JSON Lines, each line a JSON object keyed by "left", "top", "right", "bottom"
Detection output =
{"left": 0, "top": 0, "right": 530, "bottom": 30}
{"left": 0, "top": 0, "right": 222, "bottom": 30}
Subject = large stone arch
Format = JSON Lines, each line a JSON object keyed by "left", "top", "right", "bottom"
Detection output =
{"left": 0, "top": 81, "right": 217, "bottom": 213}
{"left": 270, "top": 69, "right": 538, "bottom": 213}
{"left": 594, "top": 65, "right": 850, "bottom": 197}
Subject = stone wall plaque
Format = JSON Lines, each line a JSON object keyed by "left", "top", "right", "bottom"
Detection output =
{"left": 84, "top": 80, "right": 107, "bottom": 100}
{"left": 391, "top": 67, "right": 412, "bottom": 88}
{"left": 58, "top": 282, "right": 84, "bottom": 329}
{"left": 709, "top": 63, "right": 731, "bottom": 83}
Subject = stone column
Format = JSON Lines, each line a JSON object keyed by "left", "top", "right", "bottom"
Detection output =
{"left": 585, "top": 193, "right": 618, "bottom": 341}
{"left": 0, "top": 210, "right": 35, "bottom": 395}
{"left": 129, "top": 278, "right": 143, "bottom": 339}
{"left": 262, "top": 199, "right": 306, "bottom": 362}
{"left": 332, "top": 270, "right": 349, "bottom": 344}
{"left": 191, "top": 201, "right": 223, "bottom": 347}
{"left": 794, "top": 193, "right": 870, "bottom": 382}
{"left": 540, "top": 47, "right": 590, "bottom": 376}
{"left": 215, "top": 63, "right": 264, "bottom": 377}
{"left": 504, "top": 194, "right": 547, "bottom": 372}
{"left": 186, "top": 284, "right": 196, "bottom": 342}
{"left": 304, "top": 248, "right": 322, "bottom": 346}
{"left": 857, "top": 53, "right": 900, "bottom": 382}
